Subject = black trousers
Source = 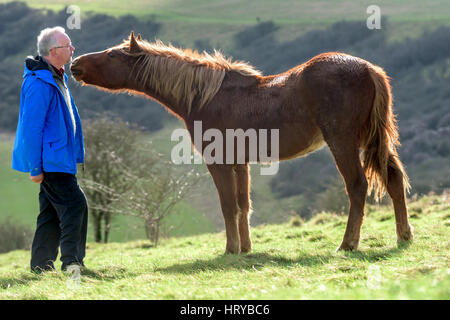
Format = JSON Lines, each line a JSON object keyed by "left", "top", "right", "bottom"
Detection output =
{"left": 30, "top": 172, "right": 88, "bottom": 272}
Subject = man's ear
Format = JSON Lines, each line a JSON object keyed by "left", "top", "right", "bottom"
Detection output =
{"left": 129, "top": 31, "right": 141, "bottom": 53}
{"left": 48, "top": 47, "right": 56, "bottom": 57}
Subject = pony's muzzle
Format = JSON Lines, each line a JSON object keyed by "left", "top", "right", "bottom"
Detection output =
{"left": 71, "top": 68, "right": 83, "bottom": 76}
{"left": 70, "top": 59, "right": 83, "bottom": 78}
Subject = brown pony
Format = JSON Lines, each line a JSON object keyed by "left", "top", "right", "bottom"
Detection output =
{"left": 71, "top": 31, "right": 413, "bottom": 253}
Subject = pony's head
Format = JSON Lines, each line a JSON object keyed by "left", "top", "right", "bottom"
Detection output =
{"left": 71, "top": 31, "right": 262, "bottom": 114}
{"left": 70, "top": 31, "right": 143, "bottom": 90}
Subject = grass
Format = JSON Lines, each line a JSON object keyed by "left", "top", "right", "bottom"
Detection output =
{"left": 0, "top": 193, "right": 448, "bottom": 299}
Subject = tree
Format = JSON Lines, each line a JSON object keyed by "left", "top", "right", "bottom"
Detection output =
{"left": 80, "top": 113, "right": 202, "bottom": 245}
{"left": 114, "top": 157, "right": 201, "bottom": 246}
{"left": 79, "top": 113, "right": 141, "bottom": 243}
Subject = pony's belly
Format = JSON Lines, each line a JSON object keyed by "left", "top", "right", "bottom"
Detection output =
{"left": 278, "top": 130, "right": 325, "bottom": 161}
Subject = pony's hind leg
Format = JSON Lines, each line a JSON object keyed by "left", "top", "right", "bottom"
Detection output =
{"left": 386, "top": 154, "right": 414, "bottom": 244}
{"left": 207, "top": 164, "right": 241, "bottom": 254}
{"left": 235, "top": 164, "right": 252, "bottom": 253}
{"left": 328, "top": 142, "right": 368, "bottom": 251}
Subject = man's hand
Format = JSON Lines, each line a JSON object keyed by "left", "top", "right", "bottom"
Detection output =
{"left": 30, "top": 173, "right": 44, "bottom": 184}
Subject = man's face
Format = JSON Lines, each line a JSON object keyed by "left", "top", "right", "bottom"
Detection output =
{"left": 51, "top": 33, "right": 75, "bottom": 66}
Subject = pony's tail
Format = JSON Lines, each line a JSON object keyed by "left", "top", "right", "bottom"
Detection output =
{"left": 361, "top": 64, "right": 410, "bottom": 201}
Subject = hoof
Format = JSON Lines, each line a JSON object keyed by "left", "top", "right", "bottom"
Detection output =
{"left": 224, "top": 250, "right": 240, "bottom": 255}
{"left": 397, "top": 239, "right": 413, "bottom": 249}
{"left": 225, "top": 246, "right": 241, "bottom": 254}
{"left": 240, "top": 242, "right": 252, "bottom": 253}
{"left": 397, "top": 234, "right": 413, "bottom": 248}
{"left": 397, "top": 224, "right": 414, "bottom": 244}
{"left": 240, "top": 247, "right": 252, "bottom": 254}
{"left": 336, "top": 240, "right": 359, "bottom": 252}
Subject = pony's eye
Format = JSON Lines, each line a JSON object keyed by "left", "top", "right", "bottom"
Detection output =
{"left": 107, "top": 51, "right": 115, "bottom": 58}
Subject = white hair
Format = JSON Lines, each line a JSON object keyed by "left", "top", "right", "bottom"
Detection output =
{"left": 37, "top": 26, "right": 66, "bottom": 56}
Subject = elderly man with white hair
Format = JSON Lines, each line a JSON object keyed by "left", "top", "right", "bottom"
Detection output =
{"left": 12, "top": 26, "right": 87, "bottom": 276}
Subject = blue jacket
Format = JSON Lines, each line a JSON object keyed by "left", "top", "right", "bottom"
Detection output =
{"left": 12, "top": 56, "right": 85, "bottom": 176}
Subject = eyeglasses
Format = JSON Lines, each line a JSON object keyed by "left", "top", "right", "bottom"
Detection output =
{"left": 53, "top": 43, "right": 74, "bottom": 49}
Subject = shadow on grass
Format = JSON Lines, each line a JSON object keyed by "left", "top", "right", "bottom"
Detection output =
{"left": 0, "top": 273, "right": 43, "bottom": 289}
{"left": 156, "top": 242, "right": 412, "bottom": 275}
{"left": 1, "top": 245, "right": 411, "bottom": 285}
{"left": 341, "top": 241, "right": 412, "bottom": 262}
{"left": 156, "top": 251, "right": 334, "bottom": 274}
{"left": 81, "top": 265, "right": 138, "bottom": 281}
{"left": 0, "top": 265, "right": 138, "bottom": 289}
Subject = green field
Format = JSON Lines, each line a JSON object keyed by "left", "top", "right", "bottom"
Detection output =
{"left": 0, "top": 135, "right": 40, "bottom": 227}
{"left": 0, "top": 193, "right": 448, "bottom": 299}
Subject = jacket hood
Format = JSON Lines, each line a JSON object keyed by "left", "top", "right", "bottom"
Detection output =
{"left": 23, "top": 55, "right": 66, "bottom": 84}
{"left": 25, "top": 55, "right": 50, "bottom": 72}
{"left": 23, "top": 55, "right": 52, "bottom": 81}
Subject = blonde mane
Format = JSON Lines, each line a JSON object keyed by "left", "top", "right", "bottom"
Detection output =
{"left": 119, "top": 39, "right": 262, "bottom": 114}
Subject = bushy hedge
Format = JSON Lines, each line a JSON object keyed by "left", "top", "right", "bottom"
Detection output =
{"left": 0, "top": 218, "right": 34, "bottom": 253}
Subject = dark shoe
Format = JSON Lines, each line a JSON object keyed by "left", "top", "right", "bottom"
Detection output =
{"left": 31, "top": 265, "right": 55, "bottom": 274}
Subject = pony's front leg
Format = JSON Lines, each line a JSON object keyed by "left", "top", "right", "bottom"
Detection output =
{"left": 207, "top": 164, "right": 241, "bottom": 254}
{"left": 235, "top": 164, "right": 252, "bottom": 253}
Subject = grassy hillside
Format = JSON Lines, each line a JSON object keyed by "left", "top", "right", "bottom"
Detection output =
{"left": 2, "top": 0, "right": 449, "bottom": 47}
{"left": 0, "top": 193, "right": 448, "bottom": 299}
{"left": 3, "top": 0, "right": 449, "bottom": 23}
{"left": 0, "top": 134, "right": 39, "bottom": 226}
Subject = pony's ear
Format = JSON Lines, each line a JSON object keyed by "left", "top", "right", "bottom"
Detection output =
{"left": 129, "top": 31, "right": 141, "bottom": 53}
{"left": 137, "top": 33, "right": 142, "bottom": 41}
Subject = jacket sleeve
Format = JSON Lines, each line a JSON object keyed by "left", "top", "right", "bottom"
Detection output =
{"left": 20, "top": 79, "right": 52, "bottom": 176}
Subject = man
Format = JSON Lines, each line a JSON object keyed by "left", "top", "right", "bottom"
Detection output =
{"left": 12, "top": 27, "right": 87, "bottom": 275}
